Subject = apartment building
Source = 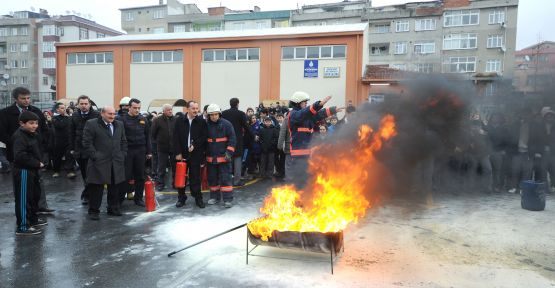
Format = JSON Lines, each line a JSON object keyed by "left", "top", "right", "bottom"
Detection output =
{"left": 365, "top": 0, "right": 518, "bottom": 92}
{"left": 513, "top": 41, "right": 555, "bottom": 94}
{"left": 291, "top": 0, "right": 370, "bottom": 26}
{"left": 0, "top": 10, "right": 121, "bottom": 109}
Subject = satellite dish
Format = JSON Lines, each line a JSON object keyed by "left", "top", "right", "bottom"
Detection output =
{"left": 30, "top": 7, "right": 36, "bottom": 12}
{"left": 0, "top": 80, "right": 6, "bottom": 86}
{"left": 524, "top": 55, "right": 531, "bottom": 62}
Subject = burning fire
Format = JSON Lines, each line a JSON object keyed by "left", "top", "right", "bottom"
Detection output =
{"left": 248, "top": 115, "right": 397, "bottom": 241}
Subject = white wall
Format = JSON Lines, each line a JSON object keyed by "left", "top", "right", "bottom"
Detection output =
{"left": 280, "top": 59, "right": 347, "bottom": 109}
{"left": 201, "top": 62, "right": 260, "bottom": 110}
{"left": 60, "top": 26, "right": 80, "bottom": 42}
{"left": 66, "top": 64, "right": 114, "bottom": 107}
{"left": 130, "top": 63, "right": 183, "bottom": 111}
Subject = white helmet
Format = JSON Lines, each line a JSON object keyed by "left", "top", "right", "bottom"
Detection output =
{"left": 119, "top": 96, "right": 131, "bottom": 106}
{"left": 290, "top": 91, "right": 310, "bottom": 104}
{"left": 206, "top": 104, "right": 221, "bottom": 114}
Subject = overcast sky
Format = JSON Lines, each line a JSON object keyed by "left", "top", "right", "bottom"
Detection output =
{"left": 2, "top": 0, "right": 553, "bottom": 49}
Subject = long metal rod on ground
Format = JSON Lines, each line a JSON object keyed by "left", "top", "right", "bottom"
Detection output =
{"left": 168, "top": 223, "right": 248, "bottom": 257}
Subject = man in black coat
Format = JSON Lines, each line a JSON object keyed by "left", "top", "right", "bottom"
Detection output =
{"left": 70, "top": 95, "right": 100, "bottom": 205}
{"left": 174, "top": 100, "right": 207, "bottom": 208}
{"left": 151, "top": 104, "right": 176, "bottom": 191}
{"left": 82, "top": 106, "right": 127, "bottom": 220}
{"left": 222, "top": 98, "right": 251, "bottom": 186}
{"left": 51, "top": 102, "right": 75, "bottom": 179}
{"left": 0, "top": 87, "right": 54, "bottom": 214}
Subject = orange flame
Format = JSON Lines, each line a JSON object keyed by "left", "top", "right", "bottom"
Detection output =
{"left": 248, "top": 115, "right": 397, "bottom": 241}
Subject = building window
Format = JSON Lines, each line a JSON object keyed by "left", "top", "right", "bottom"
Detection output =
{"left": 67, "top": 52, "right": 113, "bottom": 64}
{"left": 391, "top": 64, "right": 407, "bottom": 70}
{"left": 373, "top": 24, "right": 390, "bottom": 33}
{"left": 414, "top": 41, "right": 435, "bottom": 54}
{"left": 126, "top": 12, "right": 134, "bottom": 21}
{"left": 486, "top": 59, "right": 502, "bottom": 72}
{"left": 152, "top": 27, "right": 164, "bottom": 34}
{"left": 443, "top": 33, "right": 478, "bottom": 50}
{"left": 153, "top": 9, "right": 165, "bottom": 19}
{"left": 11, "top": 77, "right": 18, "bottom": 85}
{"left": 79, "top": 28, "right": 89, "bottom": 39}
{"left": 281, "top": 45, "right": 346, "bottom": 60}
{"left": 489, "top": 10, "right": 505, "bottom": 24}
{"left": 256, "top": 21, "right": 267, "bottom": 29}
{"left": 370, "top": 45, "right": 389, "bottom": 56}
{"left": 11, "top": 27, "right": 18, "bottom": 36}
{"left": 415, "top": 63, "right": 434, "bottom": 73}
{"left": 369, "top": 95, "right": 385, "bottom": 103}
{"left": 395, "top": 20, "right": 409, "bottom": 32}
{"left": 415, "top": 19, "right": 436, "bottom": 31}
{"left": 21, "top": 60, "right": 27, "bottom": 68}
{"left": 57, "top": 27, "right": 64, "bottom": 36}
{"left": 10, "top": 60, "right": 18, "bottom": 68}
{"left": 43, "top": 77, "right": 48, "bottom": 86}
{"left": 0, "top": 28, "right": 8, "bottom": 36}
{"left": 42, "top": 41, "right": 55, "bottom": 52}
{"left": 173, "top": 25, "right": 186, "bottom": 33}
{"left": 131, "top": 50, "right": 183, "bottom": 63}
{"left": 394, "top": 42, "right": 407, "bottom": 54}
{"left": 10, "top": 44, "right": 18, "bottom": 52}
{"left": 20, "top": 44, "right": 28, "bottom": 52}
{"left": 20, "top": 27, "right": 28, "bottom": 36}
{"left": 97, "top": 33, "right": 105, "bottom": 38}
{"left": 444, "top": 10, "right": 479, "bottom": 27}
{"left": 43, "top": 57, "right": 56, "bottom": 68}
{"left": 203, "top": 48, "right": 259, "bottom": 62}
{"left": 13, "top": 11, "right": 28, "bottom": 19}
{"left": 21, "top": 76, "right": 28, "bottom": 84}
{"left": 446, "top": 57, "right": 476, "bottom": 73}
{"left": 42, "top": 25, "right": 56, "bottom": 36}
{"left": 487, "top": 35, "right": 504, "bottom": 48}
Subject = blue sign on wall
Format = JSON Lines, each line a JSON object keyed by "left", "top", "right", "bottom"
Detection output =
{"left": 304, "top": 60, "right": 318, "bottom": 78}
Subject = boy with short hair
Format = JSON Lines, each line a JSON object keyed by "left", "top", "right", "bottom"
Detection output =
{"left": 259, "top": 116, "right": 279, "bottom": 179}
{"left": 12, "top": 111, "right": 47, "bottom": 235}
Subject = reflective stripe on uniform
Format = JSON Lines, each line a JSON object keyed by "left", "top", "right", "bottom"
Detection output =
{"left": 209, "top": 186, "right": 220, "bottom": 192}
{"left": 227, "top": 146, "right": 235, "bottom": 152}
{"left": 207, "top": 137, "right": 228, "bottom": 143}
{"left": 297, "top": 127, "right": 312, "bottom": 133}
{"left": 220, "top": 186, "right": 233, "bottom": 192}
{"left": 206, "top": 156, "right": 227, "bottom": 163}
{"left": 290, "top": 149, "right": 311, "bottom": 156}
{"left": 309, "top": 105, "right": 317, "bottom": 115}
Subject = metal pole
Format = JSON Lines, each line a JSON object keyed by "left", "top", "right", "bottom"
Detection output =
{"left": 246, "top": 229, "right": 249, "bottom": 265}
{"left": 168, "top": 223, "right": 247, "bottom": 257}
{"left": 330, "top": 237, "right": 334, "bottom": 275}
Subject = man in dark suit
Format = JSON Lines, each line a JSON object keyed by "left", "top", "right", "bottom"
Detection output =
{"left": 174, "top": 100, "right": 207, "bottom": 208}
{"left": 69, "top": 95, "right": 100, "bottom": 205}
{"left": 82, "top": 106, "right": 127, "bottom": 220}
{"left": 0, "top": 87, "right": 54, "bottom": 214}
{"left": 222, "top": 98, "right": 251, "bottom": 186}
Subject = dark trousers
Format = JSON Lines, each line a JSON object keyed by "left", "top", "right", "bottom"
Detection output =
{"left": 13, "top": 168, "right": 40, "bottom": 230}
{"left": 124, "top": 147, "right": 146, "bottom": 201}
{"left": 286, "top": 156, "right": 309, "bottom": 188}
{"left": 208, "top": 162, "right": 233, "bottom": 202}
{"left": 177, "top": 159, "right": 203, "bottom": 200}
{"left": 275, "top": 150, "right": 286, "bottom": 177}
{"left": 52, "top": 145, "right": 71, "bottom": 173}
{"left": 260, "top": 152, "right": 275, "bottom": 177}
{"left": 88, "top": 167, "right": 121, "bottom": 214}
{"left": 77, "top": 158, "right": 89, "bottom": 200}
{"left": 157, "top": 151, "right": 175, "bottom": 188}
{"left": 510, "top": 152, "right": 533, "bottom": 189}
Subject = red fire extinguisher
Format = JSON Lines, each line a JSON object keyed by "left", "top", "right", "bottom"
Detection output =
{"left": 145, "top": 176, "right": 156, "bottom": 212}
{"left": 175, "top": 161, "right": 188, "bottom": 188}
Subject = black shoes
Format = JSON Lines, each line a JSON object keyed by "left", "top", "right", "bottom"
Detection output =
{"left": 16, "top": 227, "right": 42, "bottom": 235}
{"left": 38, "top": 208, "right": 55, "bottom": 214}
{"left": 134, "top": 199, "right": 145, "bottom": 207}
{"left": 88, "top": 213, "right": 100, "bottom": 220}
{"left": 176, "top": 196, "right": 187, "bottom": 208}
{"left": 195, "top": 198, "right": 205, "bottom": 208}
{"left": 31, "top": 218, "right": 48, "bottom": 228}
{"left": 107, "top": 208, "right": 123, "bottom": 216}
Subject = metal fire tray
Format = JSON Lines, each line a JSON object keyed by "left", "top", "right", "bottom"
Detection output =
{"left": 246, "top": 227, "right": 344, "bottom": 274}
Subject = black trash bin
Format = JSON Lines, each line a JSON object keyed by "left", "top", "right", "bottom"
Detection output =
{"left": 520, "top": 180, "right": 546, "bottom": 211}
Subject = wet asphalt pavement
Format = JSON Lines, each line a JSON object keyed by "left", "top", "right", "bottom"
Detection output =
{"left": 0, "top": 171, "right": 554, "bottom": 288}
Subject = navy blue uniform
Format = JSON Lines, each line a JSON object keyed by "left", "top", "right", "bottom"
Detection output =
{"left": 117, "top": 113, "right": 151, "bottom": 202}
{"left": 206, "top": 117, "right": 236, "bottom": 202}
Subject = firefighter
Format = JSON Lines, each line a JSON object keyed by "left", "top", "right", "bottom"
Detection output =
{"left": 117, "top": 96, "right": 131, "bottom": 117}
{"left": 117, "top": 98, "right": 152, "bottom": 207}
{"left": 205, "top": 104, "right": 236, "bottom": 208}
{"left": 287, "top": 91, "right": 343, "bottom": 186}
